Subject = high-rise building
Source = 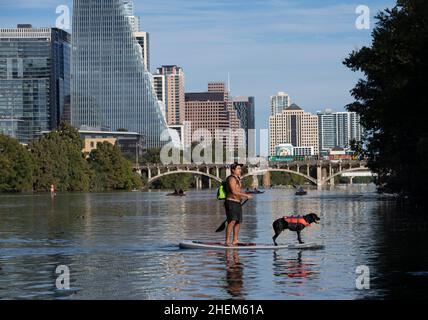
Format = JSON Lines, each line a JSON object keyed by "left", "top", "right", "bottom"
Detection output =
{"left": 317, "top": 109, "right": 336, "bottom": 153}
{"left": 336, "top": 112, "right": 362, "bottom": 148}
{"left": 134, "top": 31, "right": 150, "bottom": 72}
{"left": 71, "top": 0, "right": 167, "bottom": 149}
{"left": 156, "top": 65, "right": 185, "bottom": 126}
{"left": 269, "top": 103, "right": 319, "bottom": 156}
{"left": 233, "top": 96, "right": 255, "bottom": 151}
{"left": 185, "top": 82, "right": 245, "bottom": 152}
{"left": 317, "top": 109, "right": 363, "bottom": 155}
{"left": 0, "top": 25, "right": 71, "bottom": 143}
{"left": 270, "top": 92, "right": 291, "bottom": 116}
{"left": 123, "top": 0, "right": 140, "bottom": 32}
{"left": 152, "top": 73, "right": 166, "bottom": 117}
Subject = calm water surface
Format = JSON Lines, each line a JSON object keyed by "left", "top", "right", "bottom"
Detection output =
{"left": 0, "top": 185, "right": 427, "bottom": 300}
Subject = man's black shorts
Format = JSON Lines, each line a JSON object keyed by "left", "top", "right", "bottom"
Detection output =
{"left": 224, "top": 200, "right": 243, "bottom": 224}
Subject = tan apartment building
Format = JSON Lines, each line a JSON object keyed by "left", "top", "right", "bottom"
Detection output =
{"left": 156, "top": 65, "right": 185, "bottom": 126}
{"left": 269, "top": 103, "right": 319, "bottom": 156}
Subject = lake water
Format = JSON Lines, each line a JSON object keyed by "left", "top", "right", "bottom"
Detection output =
{"left": 0, "top": 185, "right": 427, "bottom": 300}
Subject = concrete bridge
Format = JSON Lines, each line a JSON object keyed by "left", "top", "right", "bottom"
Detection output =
{"left": 136, "top": 160, "right": 370, "bottom": 188}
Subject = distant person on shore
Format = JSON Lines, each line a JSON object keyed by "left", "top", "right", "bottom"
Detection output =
{"left": 50, "top": 184, "right": 56, "bottom": 197}
{"left": 224, "top": 162, "right": 252, "bottom": 246}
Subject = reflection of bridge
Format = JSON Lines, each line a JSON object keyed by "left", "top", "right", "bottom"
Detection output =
{"left": 137, "top": 160, "right": 370, "bottom": 188}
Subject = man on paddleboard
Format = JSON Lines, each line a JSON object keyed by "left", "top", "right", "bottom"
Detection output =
{"left": 224, "top": 162, "right": 252, "bottom": 246}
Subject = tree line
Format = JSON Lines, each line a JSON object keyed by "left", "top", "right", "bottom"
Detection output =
{"left": 345, "top": 0, "right": 428, "bottom": 201}
{"left": 0, "top": 122, "right": 142, "bottom": 193}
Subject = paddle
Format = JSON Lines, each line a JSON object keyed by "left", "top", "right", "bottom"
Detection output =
{"left": 215, "top": 199, "right": 249, "bottom": 233}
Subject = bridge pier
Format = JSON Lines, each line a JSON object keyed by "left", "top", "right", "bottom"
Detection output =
{"left": 195, "top": 176, "right": 202, "bottom": 190}
{"left": 317, "top": 165, "right": 323, "bottom": 189}
{"left": 263, "top": 172, "right": 271, "bottom": 189}
{"left": 252, "top": 175, "right": 259, "bottom": 188}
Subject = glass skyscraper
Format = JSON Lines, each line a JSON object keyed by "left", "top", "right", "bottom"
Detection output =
{"left": 317, "top": 109, "right": 363, "bottom": 154}
{"left": 71, "top": 0, "right": 167, "bottom": 149}
{"left": 270, "top": 92, "right": 291, "bottom": 116}
{"left": 233, "top": 96, "right": 255, "bottom": 151}
{"left": 0, "top": 25, "right": 70, "bottom": 144}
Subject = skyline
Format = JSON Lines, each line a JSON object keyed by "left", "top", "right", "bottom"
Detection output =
{"left": 0, "top": 0, "right": 396, "bottom": 131}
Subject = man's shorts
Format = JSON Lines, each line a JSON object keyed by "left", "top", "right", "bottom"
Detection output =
{"left": 224, "top": 200, "right": 243, "bottom": 224}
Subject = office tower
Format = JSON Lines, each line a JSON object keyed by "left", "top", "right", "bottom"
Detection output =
{"left": 123, "top": 1, "right": 150, "bottom": 72}
{"left": 336, "top": 112, "right": 363, "bottom": 148}
{"left": 134, "top": 31, "right": 150, "bottom": 72}
{"left": 270, "top": 92, "right": 291, "bottom": 116}
{"left": 156, "top": 65, "right": 185, "bottom": 125}
{"left": 317, "top": 109, "right": 363, "bottom": 154}
{"left": 71, "top": 0, "right": 167, "bottom": 149}
{"left": 185, "top": 82, "right": 245, "bottom": 152}
{"left": 123, "top": 0, "right": 140, "bottom": 32}
{"left": 152, "top": 74, "right": 166, "bottom": 117}
{"left": 317, "top": 108, "right": 336, "bottom": 154}
{"left": 0, "top": 25, "right": 71, "bottom": 143}
{"left": 269, "top": 103, "right": 319, "bottom": 156}
{"left": 233, "top": 96, "right": 255, "bottom": 151}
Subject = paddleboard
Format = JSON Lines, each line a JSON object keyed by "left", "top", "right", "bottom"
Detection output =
{"left": 179, "top": 240, "right": 324, "bottom": 250}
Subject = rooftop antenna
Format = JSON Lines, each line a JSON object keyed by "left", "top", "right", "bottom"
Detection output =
{"left": 227, "top": 72, "right": 231, "bottom": 93}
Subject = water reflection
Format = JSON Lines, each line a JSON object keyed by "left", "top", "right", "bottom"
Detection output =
{"left": 273, "top": 251, "right": 318, "bottom": 282}
{"left": 224, "top": 251, "right": 244, "bottom": 298}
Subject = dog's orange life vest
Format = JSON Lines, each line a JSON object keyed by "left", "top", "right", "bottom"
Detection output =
{"left": 283, "top": 216, "right": 310, "bottom": 227}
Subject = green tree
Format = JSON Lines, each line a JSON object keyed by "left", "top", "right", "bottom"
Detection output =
{"left": 140, "top": 147, "right": 162, "bottom": 164}
{"left": 270, "top": 172, "right": 306, "bottom": 186}
{"left": 0, "top": 135, "right": 34, "bottom": 192}
{"left": 30, "top": 122, "right": 90, "bottom": 192}
{"left": 88, "top": 141, "right": 142, "bottom": 191}
{"left": 151, "top": 173, "right": 193, "bottom": 190}
{"left": 344, "top": 0, "right": 428, "bottom": 198}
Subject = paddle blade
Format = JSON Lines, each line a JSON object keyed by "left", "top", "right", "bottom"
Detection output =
{"left": 215, "top": 220, "right": 227, "bottom": 233}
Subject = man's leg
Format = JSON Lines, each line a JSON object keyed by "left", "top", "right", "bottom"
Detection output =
{"left": 226, "top": 220, "right": 236, "bottom": 246}
{"left": 233, "top": 223, "right": 241, "bottom": 245}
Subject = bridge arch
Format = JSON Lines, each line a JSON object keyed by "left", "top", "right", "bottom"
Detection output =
{"left": 323, "top": 167, "right": 370, "bottom": 184}
{"left": 147, "top": 170, "right": 222, "bottom": 185}
{"left": 241, "top": 169, "right": 317, "bottom": 185}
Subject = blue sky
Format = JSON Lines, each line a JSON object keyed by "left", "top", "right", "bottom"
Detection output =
{"left": 0, "top": 0, "right": 396, "bottom": 130}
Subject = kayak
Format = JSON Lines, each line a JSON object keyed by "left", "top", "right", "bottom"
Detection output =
{"left": 179, "top": 240, "right": 324, "bottom": 250}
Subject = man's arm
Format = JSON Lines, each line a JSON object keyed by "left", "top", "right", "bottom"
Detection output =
{"left": 229, "top": 178, "right": 252, "bottom": 200}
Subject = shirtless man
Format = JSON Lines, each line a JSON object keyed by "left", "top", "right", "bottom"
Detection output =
{"left": 224, "top": 162, "right": 252, "bottom": 246}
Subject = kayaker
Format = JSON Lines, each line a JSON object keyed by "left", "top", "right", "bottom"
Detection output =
{"left": 224, "top": 162, "right": 252, "bottom": 246}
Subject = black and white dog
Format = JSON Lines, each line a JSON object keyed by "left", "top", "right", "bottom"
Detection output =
{"left": 272, "top": 213, "right": 320, "bottom": 246}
